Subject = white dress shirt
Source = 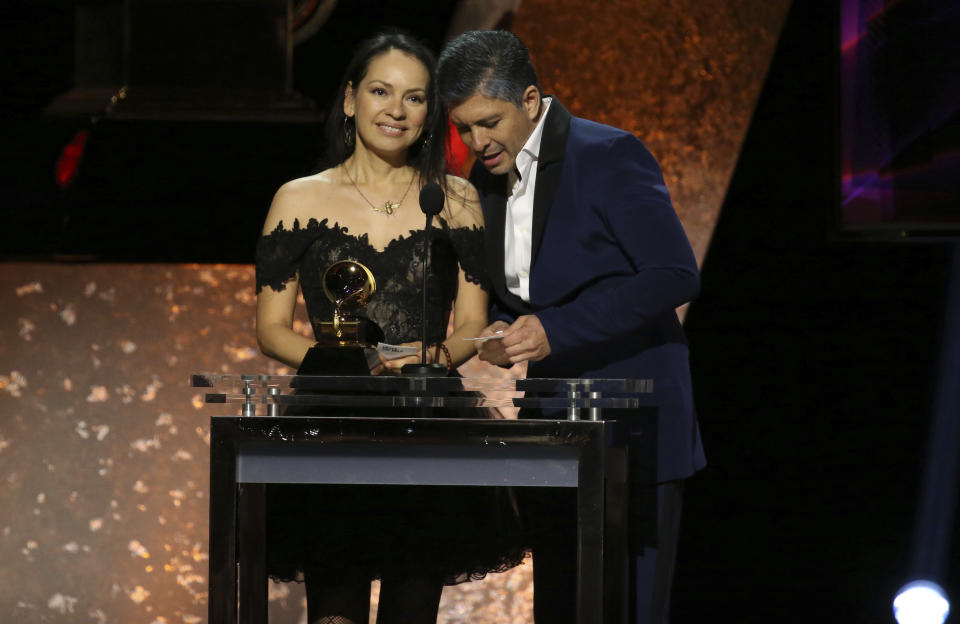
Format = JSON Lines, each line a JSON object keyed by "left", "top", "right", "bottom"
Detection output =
{"left": 505, "top": 98, "right": 552, "bottom": 302}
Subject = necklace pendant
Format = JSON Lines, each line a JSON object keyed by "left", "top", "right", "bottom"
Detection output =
{"left": 382, "top": 201, "right": 397, "bottom": 215}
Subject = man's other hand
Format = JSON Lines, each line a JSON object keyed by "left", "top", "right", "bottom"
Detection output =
{"left": 477, "top": 316, "right": 552, "bottom": 365}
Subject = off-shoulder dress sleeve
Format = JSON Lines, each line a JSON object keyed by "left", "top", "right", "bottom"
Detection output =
{"left": 447, "top": 224, "right": 489, "bottom": 292}
{"left": 255, "top": 218, "right": 324, "bottom": 293}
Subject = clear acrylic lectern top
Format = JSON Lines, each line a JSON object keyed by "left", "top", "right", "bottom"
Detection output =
{"left": 191, "top": 373, "right": 655, "bottom": 420}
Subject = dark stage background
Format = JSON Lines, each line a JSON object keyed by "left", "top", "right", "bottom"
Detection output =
{"left": 2, "top": 1, "right": 958, "bottom": 623}
{"left": 675, "top": 2, "right": 959, "bottom": 622}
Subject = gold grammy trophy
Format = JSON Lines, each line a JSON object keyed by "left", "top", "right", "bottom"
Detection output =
{"left": 318, "top": 260, "right": 379, "bottom": 346}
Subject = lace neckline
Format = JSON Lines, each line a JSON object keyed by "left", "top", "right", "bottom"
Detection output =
{"left": 288, "top": 217, "right": 438, "bottom": 254}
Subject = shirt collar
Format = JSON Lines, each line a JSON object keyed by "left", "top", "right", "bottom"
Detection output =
{"left": 514, "top": 97, "right": 552, "bottom": 183}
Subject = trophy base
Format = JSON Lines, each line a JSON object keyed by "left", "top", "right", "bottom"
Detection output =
{"left": 318, "top": 318, "right": 384, "bottom": 348}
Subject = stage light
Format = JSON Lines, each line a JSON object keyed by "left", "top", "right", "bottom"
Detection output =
{"left": 893, "top": 580, "right": 950, "bottom": 624}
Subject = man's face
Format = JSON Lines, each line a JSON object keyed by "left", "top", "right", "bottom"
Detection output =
{"left": 449, "top": 87, "right": 541, "bottom": 176}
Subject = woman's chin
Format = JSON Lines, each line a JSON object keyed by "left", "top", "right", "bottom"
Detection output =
{"left": 356, "top": 136, "right": 418, "bottom": 159}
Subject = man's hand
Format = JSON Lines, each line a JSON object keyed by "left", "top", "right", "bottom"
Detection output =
{"left": 476, "top": 320, "right": 511, "bottom": 366}
{"left": 502, "top": 315, "right": 552, "bottom": 363}
{"left": 477, "top": 316, "right": 551, "bottom": 365}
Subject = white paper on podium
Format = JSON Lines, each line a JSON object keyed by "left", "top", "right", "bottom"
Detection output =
{"left": 376, "top": 342, "right": 420, "bottom": 360}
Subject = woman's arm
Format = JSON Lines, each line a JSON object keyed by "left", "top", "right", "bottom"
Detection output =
{"left": 256, "top": 277, "right": 315, "bottom": 369}
{"left": 255, "top": 180, "right": 317, "bottom": 369}
{"left": 443, "top": 269, "right": 489, "bottom": 365}
{"left": 439, "top": 175, "right": 488, "bottom": 365}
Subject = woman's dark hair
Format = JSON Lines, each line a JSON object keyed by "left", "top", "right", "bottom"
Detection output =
{"left": 437, "top": 30, "right": 541, "bottom": 108}
{"left": 320, "top": 30, "right": 447, "bottom": 188}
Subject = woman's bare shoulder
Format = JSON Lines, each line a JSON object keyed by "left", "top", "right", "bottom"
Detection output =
{"left": 443, "top": 174, "right": 483, "bottom": 228}
{"left": 444, "top": 174, "right": 478, "bottom": 200}
{"left": 261, "top": 170, "right": 339, "bottom": 233}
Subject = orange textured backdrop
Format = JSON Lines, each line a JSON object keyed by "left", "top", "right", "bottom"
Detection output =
{"left": 512, "top": 0, "right": 791, "bottom": 265}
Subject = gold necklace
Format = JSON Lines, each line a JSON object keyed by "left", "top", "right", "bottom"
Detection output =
{"left": 343, "top": 165, "right": 416, "bottom": 216}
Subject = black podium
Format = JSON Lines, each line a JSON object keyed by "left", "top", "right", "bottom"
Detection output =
{"left": 194, "top": 374, "right": 656, "bottom": 624}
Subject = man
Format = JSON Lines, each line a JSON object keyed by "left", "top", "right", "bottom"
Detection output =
{"left": 437, "top": 31, "right": 706, "bottom": 623}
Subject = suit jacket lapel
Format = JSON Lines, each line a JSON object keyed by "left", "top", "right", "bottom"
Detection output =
{"left": 483, "top": 172, "right": 509, "bottom": 301}
{"left": 472, "top": 163, "right": 536, "bottom": 316}
{"left": 530, "top": 98, "right": 571, "bottom": 269}
{"left": 470, "top": 97, "right": 571, "bottom": 316}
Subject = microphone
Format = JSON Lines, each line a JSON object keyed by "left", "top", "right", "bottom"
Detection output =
{"left": 402, "top": 183, "right": 449, "bottom": 377}
{"left": 419, "top": 182, "right": 445, "bottom": 217}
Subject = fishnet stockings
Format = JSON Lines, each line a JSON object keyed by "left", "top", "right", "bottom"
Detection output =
{"left": 304, "top": 569, "right": 369, "bottom": 624}
{"left": 304, "top": 567, "right": 443, "bottom": 624}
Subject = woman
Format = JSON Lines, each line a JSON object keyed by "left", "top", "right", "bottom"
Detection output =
{"left": 254, "top": 32, "right": 522, "bottom": 624}
{"left": 256, "top": 31, "right": 486, "bottom": 374}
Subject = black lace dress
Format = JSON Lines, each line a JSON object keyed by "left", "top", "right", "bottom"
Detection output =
{"left": 255, "top": 217, "right": 526, "bottom": 585}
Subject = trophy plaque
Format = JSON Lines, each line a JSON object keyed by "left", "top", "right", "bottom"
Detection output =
{"left": 318, "top": 260, "right": 381, "bottom": 347}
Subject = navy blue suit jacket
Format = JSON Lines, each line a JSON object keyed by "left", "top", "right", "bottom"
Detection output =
{"left": 470, "top": 99, "right": 706, "bottom": 483}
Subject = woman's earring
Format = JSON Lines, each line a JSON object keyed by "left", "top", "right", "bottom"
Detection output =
{"left": 343, "top": 116, "right": 355, "bottom": 148}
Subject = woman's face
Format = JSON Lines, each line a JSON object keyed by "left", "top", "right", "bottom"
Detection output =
{"left": 344, "top": 49, "right": 430, "bottom": 157}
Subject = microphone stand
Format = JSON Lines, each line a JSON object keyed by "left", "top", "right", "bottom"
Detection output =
{"left": 402, "top": 183, "right": 448, "bottom": 379}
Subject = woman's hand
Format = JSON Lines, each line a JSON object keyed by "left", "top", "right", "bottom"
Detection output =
{"left": 381, "top": 341, "right": 426, "bottom": 373}
{"left": 369, "top": 354, "right": 388, "bottom": 376}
